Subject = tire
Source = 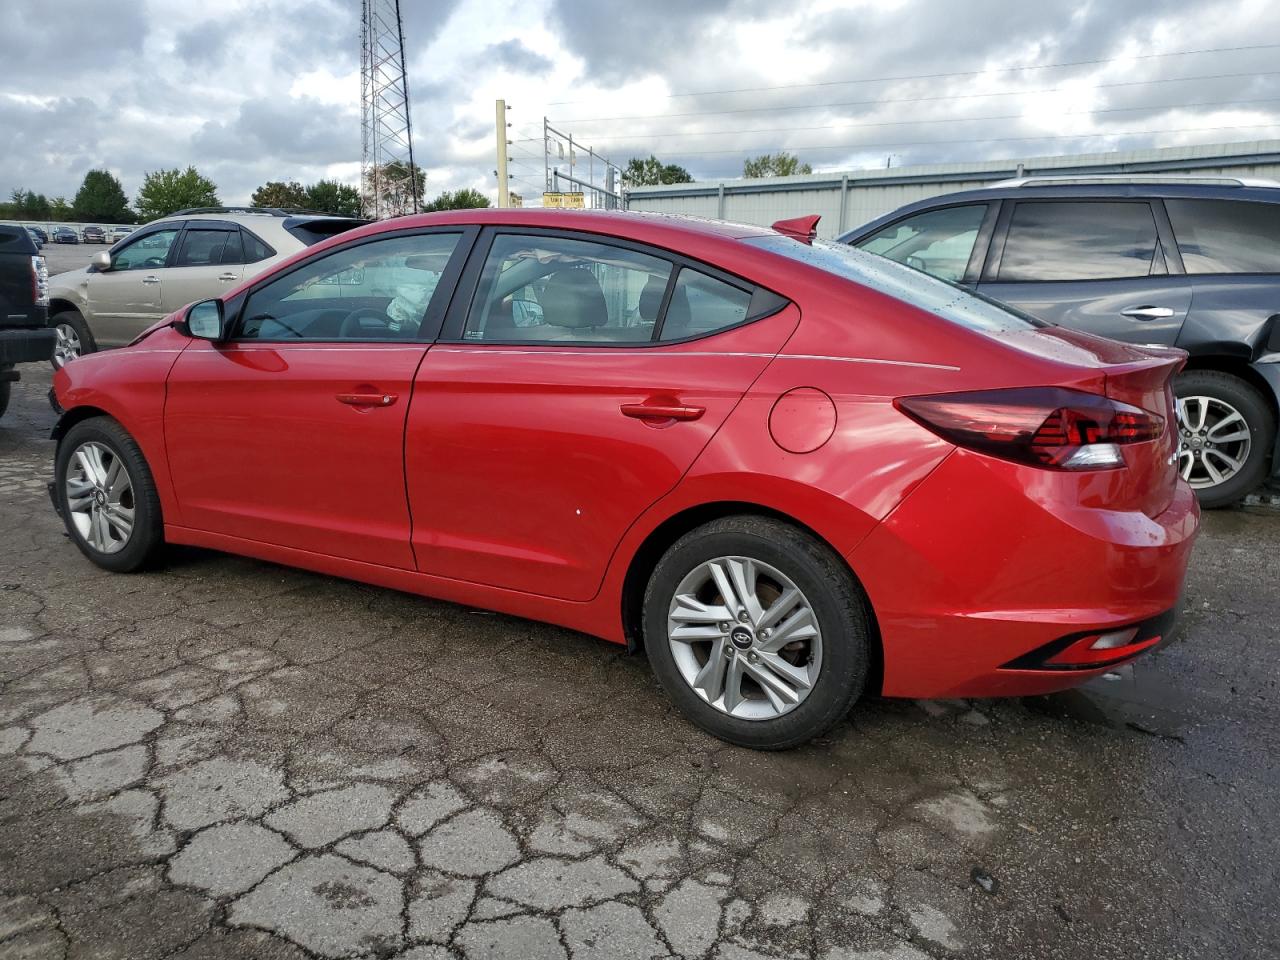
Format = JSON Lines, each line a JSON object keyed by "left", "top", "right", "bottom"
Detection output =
{"left": 50, "top": 311, "right": 96, "bottom": 370}
{"left": 1174, "top": 370, "right": 1276, "bottom": 509}
{"left": 0, "top": 377, "right": 10, "bottom": 420}
{"left": 54, "top": 416, "right": 163, "bottom": 573}
{"left": 642, "top": 516, "right": 870, "bottom": 750}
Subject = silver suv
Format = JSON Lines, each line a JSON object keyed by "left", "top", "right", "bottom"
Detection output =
{"left": 46, "top": 207, "right": 365, "bottom": 367}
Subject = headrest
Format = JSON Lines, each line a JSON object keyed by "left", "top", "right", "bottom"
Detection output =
{"left": 540, "top": 268, "right": 608, "bottom": 328}
{"left": 638, "top": 274, "right": 667, "bottom": 321}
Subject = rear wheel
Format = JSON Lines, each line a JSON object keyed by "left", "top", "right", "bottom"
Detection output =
{"left": 0, "top": 376, "right": 10, "bottom": 420}
{"left": 1174, "top": 370, "right": 1275, "bottom": 508}
{"left": 55, "top": 417, "right": 163, "bottom": 572}
{"left": 51, "top": 311, "right": 95, "bottom": 370}
{"left": 642, "top": 516, "right": 870, "bottom": 750}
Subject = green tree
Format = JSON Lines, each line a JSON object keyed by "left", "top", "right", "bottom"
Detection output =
{"left": 72, "top": 170, "right": 134, "bottom": 222}
{"left": 622, "top": 155, "right": 693, "bottom": 186}
{"left": 363, "top": 160, "right": 425, "bottom": 217}
{"left": 250, "top": 180, "right": 308, "bottom": 209}
{"left": 2, "top": 189, "right": 52, "bottom": 220}
{"left": 135, "top": 166, "right": 220, "bottom": 222}
{"left": 743, "top": 152, "right": 812, "bottom": 178}
{"left": 50, "top": 197, "right": 73, "bottom": 219}
{"left": 304, "top": 179, "right": 362, "bottom": 217}
{"left": 421, "top": 188, "right": 491, "bottom": 212}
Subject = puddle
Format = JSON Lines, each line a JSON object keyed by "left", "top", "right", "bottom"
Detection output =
{"left": 1023, "top": 664, "right": 1195, "bottom": 742}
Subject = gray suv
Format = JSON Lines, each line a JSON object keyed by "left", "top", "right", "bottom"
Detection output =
{"left": 841, "top": 177, "right": 1280, "bottom": 507}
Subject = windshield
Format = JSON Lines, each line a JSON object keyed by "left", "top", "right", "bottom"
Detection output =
{"left": 746, "top": 235, "right": 1044, "bottom": 333}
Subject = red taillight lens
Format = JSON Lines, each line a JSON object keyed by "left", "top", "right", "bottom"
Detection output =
{"left": 895, "top": 387, "right": 1164, "bottom": 470}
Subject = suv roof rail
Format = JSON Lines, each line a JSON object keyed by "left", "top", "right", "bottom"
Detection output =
{"left": 988, "top": 174, "right": 1280, "bottom": 188}
{"left": 170, "top": 206, "right": 340, "bottom": 217}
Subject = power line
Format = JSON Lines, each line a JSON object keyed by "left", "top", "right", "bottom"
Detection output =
{"left": 567, "top": 97, "right": 1280, "bottom": 142}
{"left": 620, "top": 122, "right": 1280, "bottom": 158}
{"left": 551, "top": 70, "right": 1280, "bottom": 124}
{"left": 547, "top": 43, "right": 1280, "bottom": 105}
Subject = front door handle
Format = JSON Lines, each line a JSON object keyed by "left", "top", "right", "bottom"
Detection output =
{"left": 217, "top": 272, "right": 238, "bottom": 282}
{"left": 141, "top": 275, "right": 160, "bottom": 285}
{"left": 1121, "top": 305, "right": 1175, "bottom": 321}
{"left": 620, "top": 402, "right": 705, "bottom": 421}
{"left": 337, "top": 392, "right": 398, "bottom": 407}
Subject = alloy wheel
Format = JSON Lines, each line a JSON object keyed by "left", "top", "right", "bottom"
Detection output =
{"left": 1176, "top": 395, "right": 1251, "bottom": 490}
{"left": 53, "top": 322, "right": 82, "bottom": 368}
{"left": 667, "top": 556, "right": 822, "bottom": 720}
{"left": 65, "top": 441, "right": 135, "bottom": 554}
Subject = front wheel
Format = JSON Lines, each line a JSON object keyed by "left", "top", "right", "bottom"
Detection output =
{"left": 642, "top": 516, "right": 870, "bottom": 750}
{"left": 1175, "top": 370, "right": 1276, "bottom": 509}
{"left": 51, "top": 311, "right": 95, "bottom": 370}
{"left": 55, "top": 417, "right": 163, "bottom": 572}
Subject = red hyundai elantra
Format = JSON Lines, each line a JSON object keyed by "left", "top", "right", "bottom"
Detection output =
{"left": 49, "top": 209, "right": 1198, "bottom": 749}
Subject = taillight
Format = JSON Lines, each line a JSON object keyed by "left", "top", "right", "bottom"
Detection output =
{"left": 31, "top": 255, "right": 49, "bottom": 307}
{"left": 895, "top": 387, "right": 1164, "bottom": 470}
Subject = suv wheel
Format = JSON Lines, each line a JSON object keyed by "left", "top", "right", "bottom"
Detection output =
{"left": 642, "top": 516, "right": 870, "bottom": 750}
{"left": 51, "top": 311, "right": 95, "bottom": 369}
{"left": 1175, "top": 370, "right": 1276, "bottom": 508}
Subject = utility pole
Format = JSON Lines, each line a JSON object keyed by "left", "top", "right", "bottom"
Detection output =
{"left": 495, "top": 99, "right": 510, "bottom": 208}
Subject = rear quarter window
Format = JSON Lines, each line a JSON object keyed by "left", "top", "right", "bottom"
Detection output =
{"left": 1166, "top": 199, "right": 1280, "bottom": 274}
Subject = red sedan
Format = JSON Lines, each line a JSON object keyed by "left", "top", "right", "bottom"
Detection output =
{"left": 49, "top": 209, "right": 1198, "bottom": 749}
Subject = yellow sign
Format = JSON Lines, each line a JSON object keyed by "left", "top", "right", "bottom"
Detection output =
{"left": 542, "top": 191, "right": 585, "bottom": 209}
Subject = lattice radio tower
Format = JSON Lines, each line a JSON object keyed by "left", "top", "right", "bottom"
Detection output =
{"left": 360, "top": 0, "right": 419, "bottom": 218}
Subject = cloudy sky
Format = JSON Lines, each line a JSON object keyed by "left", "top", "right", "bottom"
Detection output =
{"left": 2, "top": 0, "right": 1279, "bottom": 208}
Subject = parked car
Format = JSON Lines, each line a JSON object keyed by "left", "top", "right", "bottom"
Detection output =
{"left": 81, "top": 226, "right": 107, "bottom": 244}
{"left": 45, "top": 207, "right": 366, "bottom": 367}
{"left": 52, "top": 226, "right": 79, "bottom": 244}
{"left": 108, "top": 225, "right": 133, "bottom": 243}
{"left": 841, "top": 177, "right": 1280, "bottom": 507}
{"left": 0, "top": 225, "right": 53, "bottom": 419}
{"left": 25, "top": 227, "right": 43, "bottom": 249}
{"left": 48, "top": 209, "right": 1198, "bottom": 749}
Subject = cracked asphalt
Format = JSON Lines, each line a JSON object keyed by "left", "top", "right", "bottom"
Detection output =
{"left": 2, "top": 358, "right": 1278, "bottom": 960}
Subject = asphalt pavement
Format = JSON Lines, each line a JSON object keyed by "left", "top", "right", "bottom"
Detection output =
{"left": 1, "top": 358, "right": 1277, "bottom": 960}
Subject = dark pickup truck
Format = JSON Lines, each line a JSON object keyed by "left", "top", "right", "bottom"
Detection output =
{"left": 0, "top": 225, "right": 54, "bottom": 420}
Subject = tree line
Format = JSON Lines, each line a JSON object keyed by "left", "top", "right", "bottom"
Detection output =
{"left": 622, "top": 151, "right": 812, "bottom": 186}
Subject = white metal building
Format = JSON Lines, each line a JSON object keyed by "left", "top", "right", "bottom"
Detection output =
{"left": 623, "top": 140, "right": 1280, "bottom": 238}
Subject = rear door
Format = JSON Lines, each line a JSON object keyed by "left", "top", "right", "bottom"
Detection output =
{"left": 161, "top": 222, "right": 244, "bottom": 312}
{"left": 405, "top": 228, "right": 798, "bottom": 601}
{"left": 85, "top": 225, "right": 181, "bottom": 346}
{"left": 977, "top": 199, "right": 1194, "bottom": 346}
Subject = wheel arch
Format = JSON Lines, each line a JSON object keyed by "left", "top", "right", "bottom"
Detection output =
{"left": 1180, "top": 354, "right": 1279, "bottom": 421}
{"left": 619, "top": 499, "right": 884, "bottom": 695}
{"left": 48, "top": 298, "right": 84, "bottom": 319}
{"left": 51, "top": 404, "right": 114, "bottom": 444}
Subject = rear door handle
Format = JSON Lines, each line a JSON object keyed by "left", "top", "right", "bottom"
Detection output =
{"left": 141, "top": 275, "right": 160, "bottom": 285}
{"left": 620, "top": 402, "right": 705, "bottom": 421}
{"left": 1121, "top": 305, "right": 1175, "bottom": 320}
{"left": 337, "top": 392, "right": 398, "bottom": 407}
{"left": 217, "top": 272, "right": 238, "bottom": 282}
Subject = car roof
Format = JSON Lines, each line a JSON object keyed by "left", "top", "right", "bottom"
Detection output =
{"left": 840, "top": 180, "right": 1280, "bottom": 240}
{"left": 357, "top": 208, "right": 777, "bottom": 241}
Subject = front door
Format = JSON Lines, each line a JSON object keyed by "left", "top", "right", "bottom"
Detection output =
{"left": 88, "top": 226, "right": 180, "bottom": 346}
{"left": 406, "top": 229, "right": 799, "bottom": 601}
{"left": 164, "top": 229, "right": 468, "bottom": 569}
{"left": 977, "top": 199, "right": 1193, "bottom": 347}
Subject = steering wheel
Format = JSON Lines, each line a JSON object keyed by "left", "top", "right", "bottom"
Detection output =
{"left": 338, "top": 307, "right": 392, "bottom": 339}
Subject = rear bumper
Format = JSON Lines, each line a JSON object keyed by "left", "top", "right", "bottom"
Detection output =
{"left": 849, "top": 450, "right": 1199, "bottom": 699}
{"left": 0, "top": 327, "right": 55, "bottom": 366}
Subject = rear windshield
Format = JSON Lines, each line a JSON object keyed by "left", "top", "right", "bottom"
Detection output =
{"left": 283, "top": 217, "right": 369, "bottom": 247}
{"left": 746, "top": 235, "right": 1042, "bottom": 333}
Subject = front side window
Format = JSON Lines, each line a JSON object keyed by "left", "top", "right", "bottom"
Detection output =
{"left": 1166, "top": 199, "right": 1280, "bottom": 274}
{"left": 856, "top": 204, "right": 987, "bottom": 282}
{"left": 237, "top": 232, "right": 461, "bottom": 341}
{"left": 464, "top": 234, "right": 673, "bottom": 343}
{"left": 110, "top": 229, "right": 179, "bottom": 271}
{"left": 174, "top": 229, "right": 234, "bottom": 268}
{"left": 998, "top": 201, "right": 1161, "bottom": 281}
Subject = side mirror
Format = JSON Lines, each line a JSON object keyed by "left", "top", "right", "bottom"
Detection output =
{"left": 185, "top": 299, "right": 226, "bottom": 341}
{"left": 92, "top": 251, "right": 112, "bottom": 271}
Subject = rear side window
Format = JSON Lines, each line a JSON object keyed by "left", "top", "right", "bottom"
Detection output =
{"left": 174, "top": 229, "right": 233, "bottom": 267}
{"left": 659, "top": 269, "right": 752, "bottom": 341}
{"left": 1166, "top": 199, "right": 1280, "bottom": 274}
{"left": 242, "top": 229, "right": 274, "bottom": 263}
{"left": 855, "top": 204, "right": 987, "bottom": 282}
{"left": 998, "top": 201, "right": 1161, "bottom": 281}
